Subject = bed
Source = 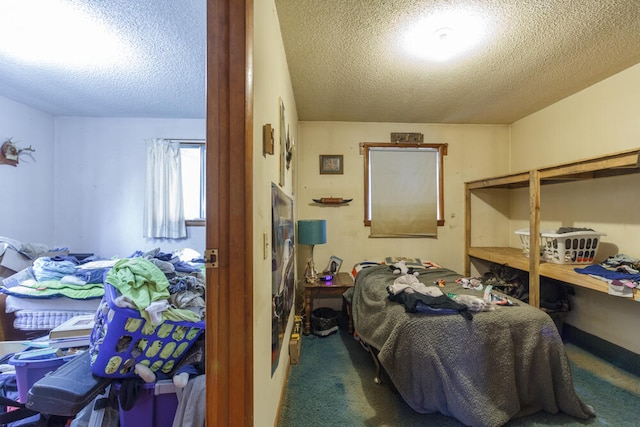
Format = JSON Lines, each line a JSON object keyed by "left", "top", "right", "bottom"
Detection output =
{"left": 350, "top": 258, "right": 595, "bottom": 427}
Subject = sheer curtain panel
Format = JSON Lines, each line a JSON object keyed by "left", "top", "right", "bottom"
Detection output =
{"left": 143, "top": 139, "right": 187, "bottom": 238}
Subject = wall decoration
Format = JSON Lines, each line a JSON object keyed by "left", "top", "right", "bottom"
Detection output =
{"left": 285, "top": 128, "right": 294, "bottom": 170}
{"left": 319, "top": 154, "right": 344, "bottom": 174}
{"left": 263, "top": 124, "right": 274, "bottom": 155}
{"left": 271, "top": 183, "right": 295, "bottom": 375}
{"left": 279, "top": 98, "right": 286, "bottom": 187}
{"left": 391, "top": 132, "right": 424, "bottom": 143}
{"left": 312, "top": 197, "right": 352, "bottom": 205}
{"left": 0, "top": 138, "right": 36, "bottom": 167}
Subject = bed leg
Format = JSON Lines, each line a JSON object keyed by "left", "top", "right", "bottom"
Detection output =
{"left": 359, "top": 338, "right": 383, "bottom": 384}
{"left": 370, "top": 349, "right": 382, "bottom": 385}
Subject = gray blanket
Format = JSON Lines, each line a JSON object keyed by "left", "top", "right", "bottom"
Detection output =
{"left": 352, "top": 265, "right": 595, "bottom": 427}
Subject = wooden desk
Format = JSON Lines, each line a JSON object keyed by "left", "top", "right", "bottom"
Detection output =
{"left": 303, "top": 272, "right": 354, "bottom": 335}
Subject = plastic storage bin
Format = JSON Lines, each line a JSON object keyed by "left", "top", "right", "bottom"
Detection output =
{"left": 9, "top": 349, "right": 77, "bottom": 402}
{"left": 114, "top": 379, "right": 178, "bottom": 427}
{"left": 514, "top": 229, "right": 554, "bottom": 257}
{"left": 89, "top": 283, "right": 205, "bottom": 379}
{"left": 515, "top": 229, "right": 605, "bottom": 264}
{"left": 540, "top": 230, "right": 606, "bottom": 264}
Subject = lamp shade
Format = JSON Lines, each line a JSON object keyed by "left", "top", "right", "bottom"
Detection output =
{"left": 297, "top": 219, "right": 327, "bottom": 245}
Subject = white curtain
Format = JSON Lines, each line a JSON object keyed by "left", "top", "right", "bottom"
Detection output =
{"left": 143, "top": 139, "right": 187, "bottom": 239}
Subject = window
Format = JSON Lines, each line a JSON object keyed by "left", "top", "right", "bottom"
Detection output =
{"left": 361, "top": 142, "right": 447, "bottom": 237}
{"left": 180, "top": 141, "right": 206, "bottom": 226}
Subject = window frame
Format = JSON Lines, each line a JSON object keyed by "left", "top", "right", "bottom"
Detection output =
{"left": 179, "top": 140, "right": 206, "bottom": 226}
{"left": 361, "top": 142, "right": 447, "bottom": 230}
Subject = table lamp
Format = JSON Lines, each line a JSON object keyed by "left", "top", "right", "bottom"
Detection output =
{"left": 297, "top": 219, "right": 327, "bottom": 283}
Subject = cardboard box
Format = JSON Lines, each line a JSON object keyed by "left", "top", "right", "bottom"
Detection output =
{"left": 289, "top": 337, "right": 301, "bottom": 365}
{"left": 0, "top": 247, "right": 70, "bottom": 275}
{"left": 0, "top": 248, "right": 70, "bottom": 279}
{"left": 289, "top": 315, "right": 302, "bottom": 365}
{"left": 0, "top": 247, "right": 33, "bottom": 274}
{"left": 0, "top": 341, "right": 30, "bottom": 358}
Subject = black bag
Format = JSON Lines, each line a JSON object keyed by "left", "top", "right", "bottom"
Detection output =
{"left": 0, "top": 371, "right": 39, "bottom": 427}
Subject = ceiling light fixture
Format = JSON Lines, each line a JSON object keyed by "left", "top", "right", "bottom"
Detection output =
{"left": 0, "top": 1, "right": 133, "bottom": 69}
{"left": 402, "top": 8, "right": 487, "bottom": 62}
{"left": 434, "top": 27, "right": 454, "bottom": 42}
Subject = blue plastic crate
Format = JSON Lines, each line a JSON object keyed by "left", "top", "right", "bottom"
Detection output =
{"left": 88, "top": 283, "right": 204, "bottom": 378}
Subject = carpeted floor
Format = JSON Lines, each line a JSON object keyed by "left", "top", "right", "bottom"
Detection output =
{"left": 279, "top": 326, "right": 640, "bottom": 427}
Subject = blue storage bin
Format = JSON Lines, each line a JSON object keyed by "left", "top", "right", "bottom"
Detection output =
{"left": 9, "top": 349, "right": 77, "bottom": 403}
{"left": 114, "top": 379, "right": 178, "bottom": 427}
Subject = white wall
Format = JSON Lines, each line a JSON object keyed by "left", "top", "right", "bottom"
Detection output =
{"left": 0, "top": 96, "right": 55, "bottom": 245}
{"left": 0, "top": 104, "right": 206, "bottom": 258}
{"left": 253, "top": 0, "right": 298, "bottom": 425}
{"left": 511, "top": 63, "right": 640, "bottom": 354}
{"left": 53, "top": 117, "right": 206, "bottom": 257}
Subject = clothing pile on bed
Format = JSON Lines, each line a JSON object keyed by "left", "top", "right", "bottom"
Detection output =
{"left": 0, "top": 246, "right": 206, "bottom": 333}
{"left": 1, "top": 254, "right": 107, "bottom": 331}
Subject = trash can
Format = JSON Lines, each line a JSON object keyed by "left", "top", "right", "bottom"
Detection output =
{"left": 310, "top": 307, "right": 339, "bottom": 337}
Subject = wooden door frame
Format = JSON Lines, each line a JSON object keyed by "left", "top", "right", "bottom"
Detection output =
{"left": 206, "top": 0, "right": 254, "bottom": 425}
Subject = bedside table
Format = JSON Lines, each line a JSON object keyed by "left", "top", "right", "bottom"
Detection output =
{"left": 303, "top": 272, "right": 354, "bottom": 335}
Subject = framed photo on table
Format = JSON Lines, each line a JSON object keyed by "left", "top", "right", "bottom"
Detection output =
{"left": 319, "top": 155, "right": 343, "bottom": 174}
{"left": 324, "top": 255, "right": 343, "bottom": 275}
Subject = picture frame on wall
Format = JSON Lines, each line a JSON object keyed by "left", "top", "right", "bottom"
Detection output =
{"left": 319, "top": 154, "right": 343, "bottom": 174}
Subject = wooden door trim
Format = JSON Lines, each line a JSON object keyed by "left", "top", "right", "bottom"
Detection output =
{"left": 206, "top": 0, "right": 254, "bottom": 425}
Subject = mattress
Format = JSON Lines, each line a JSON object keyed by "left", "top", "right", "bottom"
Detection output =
{"left": 6, "top": 295, "right": 101, "bottom": 331}
{"left": 12, "top": 309, "right": 98, "bottom": 331}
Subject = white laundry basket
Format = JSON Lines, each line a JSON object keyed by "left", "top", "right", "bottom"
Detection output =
{"left": 515, "top": 229, "right": 605, "bottom": 264}
{"left": 540, "top": 230, "right": 606, "bottom": 265}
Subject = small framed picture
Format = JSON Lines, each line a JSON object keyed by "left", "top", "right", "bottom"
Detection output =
{"left": 319, "top": 155, "right": 344, "bottom": 174}
{"left": 324, "top": 255, "right": 343, "bottom": 275}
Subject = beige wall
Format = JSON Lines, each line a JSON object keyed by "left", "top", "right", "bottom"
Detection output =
{"left": 511, "top": 63, "right": 640, "bottom": 354}
{"left": 296, "top": 122, "right": 510, "bottom": 281}
{"left": 253, "top": 1, "right": 298, "bottom": 425}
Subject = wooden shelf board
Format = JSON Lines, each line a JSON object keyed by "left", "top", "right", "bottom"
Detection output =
{"left": 466, "top": 148, "right": 640, "bottom": 190}
{"left": 466, "top": 149, "right": 640, "bottom": 304}
{"left": 466, "top": 172, "right": 530, "bottom": 190}
{"left": 468, "top": 246, "right": 639, "bottom": 301}
{"left": 538, "top": 149, "right": 640, "bottom": 180}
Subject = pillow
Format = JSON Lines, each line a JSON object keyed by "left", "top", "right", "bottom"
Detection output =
{"left": 351, "top": 261, "right": 383, "bottom": 278}
{"left": 384, "top": 257, "right": 424, "bottom": 269}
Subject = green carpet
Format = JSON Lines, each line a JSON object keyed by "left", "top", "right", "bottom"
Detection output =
{"left": 279, "top": 328, "right": 640, "bottom": 427}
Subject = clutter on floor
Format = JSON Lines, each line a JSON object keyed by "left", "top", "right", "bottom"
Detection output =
{"left": 0, "top": 241, "right": 207, "bottom": 426}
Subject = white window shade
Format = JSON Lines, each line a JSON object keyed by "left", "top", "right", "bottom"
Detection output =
{"left": 369, "top": 148, "right": 438, "bottom": 237}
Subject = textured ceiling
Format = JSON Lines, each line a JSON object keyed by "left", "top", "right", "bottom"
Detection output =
{"left": 0, "top": 0, "right": 205, "bottom": 118}
{"left": 276, "top": 0, "right": 640, "bottom": 124}
{"left": 0, "top": 1, "right": 639, "bottom": 124}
